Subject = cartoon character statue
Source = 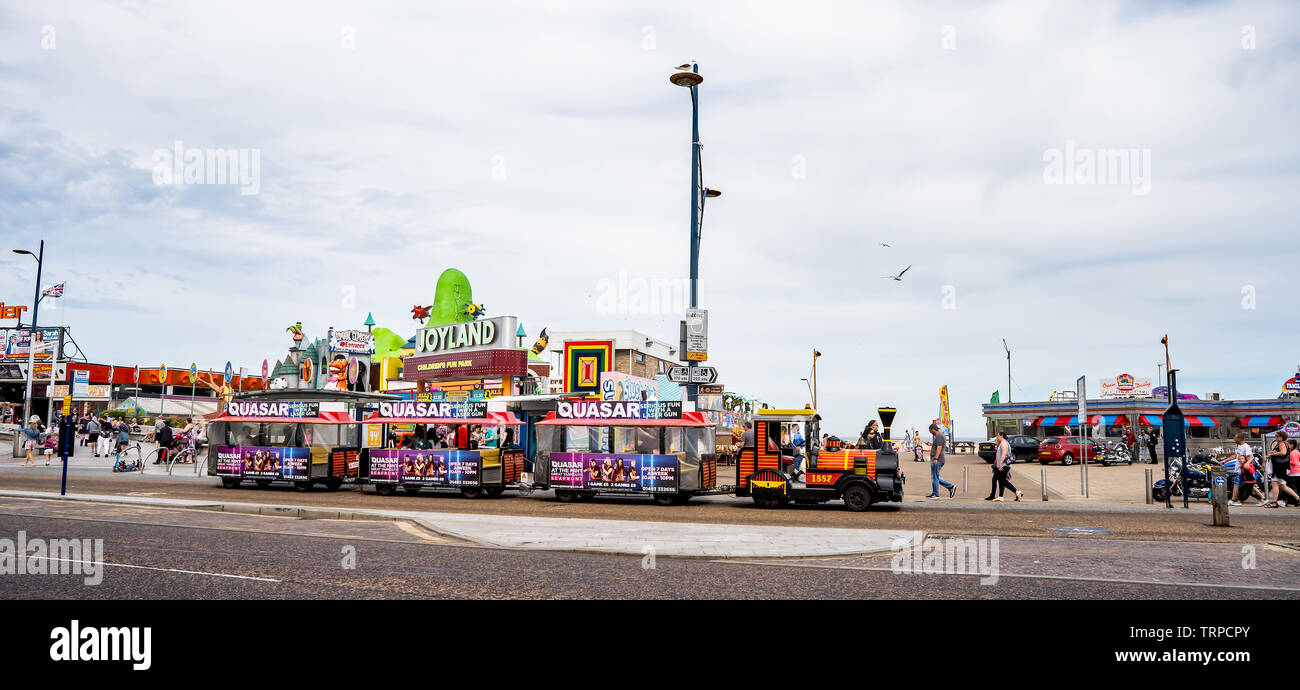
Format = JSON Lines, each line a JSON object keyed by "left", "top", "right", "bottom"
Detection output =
{"left": 463, "top": 303, "right": 487, "bottom": 319}
{"left": 411, "top": 305, "right": 432, "bottom": 322}
{"left": 286, "top": 322, "right": 304, "bottom": 343}
{"left": 327, "top": 357, "right": 348, "bottom": 390}
{"left": 529, "top": 327, "right": 549, "bottom": 356}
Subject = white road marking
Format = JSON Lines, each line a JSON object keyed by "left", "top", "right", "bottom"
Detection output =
{"left": 26, "top": 556, "right": 281, "bottom": 582}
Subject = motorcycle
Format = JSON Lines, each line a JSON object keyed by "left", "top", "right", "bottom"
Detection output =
{"left": 1100, "top": 441, "right": 1132, "bottom": 466}
{"left": 1151, "top": 451, "right": 1218, "bottom": 502}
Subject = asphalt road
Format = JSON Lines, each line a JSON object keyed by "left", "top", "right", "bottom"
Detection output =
{"left": 2, "top": 501, "right": 1296, "bottom": 600}
{"left": 2, "top": 469, "right": 1297, "bottom": 544}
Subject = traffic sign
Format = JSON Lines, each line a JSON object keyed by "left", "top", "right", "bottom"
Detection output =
{"left": 667, "top": 366, "right": 690, "bottom": 384}
{"left": 685, "top": 308, "right": 708, "bottom": 362}
{"left": 224, "top": 361, "right": 234, "bottom": 383}
{"left": 688, "top": 367, "right": 718, "bottom": 385}
{"left": 189, "top": 363, "right": 198, "bottom": 381}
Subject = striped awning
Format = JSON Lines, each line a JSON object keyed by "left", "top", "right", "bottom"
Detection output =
{"left": 1033, "top": 415, "right": 1099, "bottom": 426}
{"left": 1100, "top": 415, "right": 1129, "bottom": 426}
{"left": 1238, "top": 416, "right": 1283, "bottom": 427}
{"left": 1139, "top": 415, "right": 1217, "bottom": 427}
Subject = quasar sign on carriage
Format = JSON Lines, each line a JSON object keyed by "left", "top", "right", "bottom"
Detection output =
{"left": 555, "top": 400, "right": 682, "bottom": 420}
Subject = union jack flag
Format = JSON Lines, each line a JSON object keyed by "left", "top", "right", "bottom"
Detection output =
{"left": 41, "top": 282, "right": 65, "bottom": 298}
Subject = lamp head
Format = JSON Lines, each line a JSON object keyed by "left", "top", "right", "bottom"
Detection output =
{"left": 670, "top": 71, "right": 703, "bottom": 88}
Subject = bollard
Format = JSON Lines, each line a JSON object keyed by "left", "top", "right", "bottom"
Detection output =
{"left": 1040, "top": 467, "right": 1048, "bottom": 502}
{"left": 1084, "top": 460, "right": 1089, "bottom": 499}
{"left": 963, "top": 465, "right": 968, "bottom": 499}
{"left": 1209, "top": 468, "right": 1230, "bottom": 527}
{"left": 1145, "top": 468, "right": 1153, "bottom": 504}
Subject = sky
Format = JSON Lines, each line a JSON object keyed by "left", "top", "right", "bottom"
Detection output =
{"left": 1, "top": 0, "right": 1298, "bottom": 438}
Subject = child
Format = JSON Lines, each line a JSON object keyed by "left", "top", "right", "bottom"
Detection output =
{"left": 42, "top": 429, "right": 58, "bottom": 466}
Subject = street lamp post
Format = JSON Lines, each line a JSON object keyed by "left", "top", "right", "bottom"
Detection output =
{"left": 13, "top": 242, "right": 45, "bottom": 426}
{"left": 671, "top": 62, "right": 720, "bottom": 406}
{"left": 1002, "top": 339, "right": 1011, "bottom": 403}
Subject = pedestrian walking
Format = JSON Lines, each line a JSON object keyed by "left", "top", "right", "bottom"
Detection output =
{"left": 1146, "top": 427, "right": 1159, "bottom": 464}
{"left": 114, "top": 419, "right": 131, "bottom": 456}
{"left": 20, "top": 416, "right": 42, "bottom": 467}
{"left": 1266, "top": 432, "right": 1299, "bottom": 508}
{"left": 85, "top": 416, "right": 101, "bottom": 457}
{"left": 1123, "top": 426, "right": 1138, "bottom": 465}
{"left": 1229, "top": 433, "right": 1267, "bottom": 506}
{"left": 1287, "top": 439, "right": 1300, "bottom": 506}
{"left": 77, "top": 414, "right": 89, "bottom": 447}
{"left": 985, "top": 431, "right": 1023, "bottom": 501}
{"left": 41, "top": 428, "right": 57, "bottom": 465}
{"left": 926, "top": 423, "right": 955, "bottom": 499}
{"left": 154, "top": 421, "right": 174, "bottom": 464}
{"left": 96, "top": 416, "right": 114, "bottom": 457}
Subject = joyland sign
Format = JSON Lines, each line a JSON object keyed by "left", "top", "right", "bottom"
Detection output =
{"left": 414, "top": 316, "right": 518, "bottom": 355}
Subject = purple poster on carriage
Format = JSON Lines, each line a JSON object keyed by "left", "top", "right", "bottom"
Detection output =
{"left": 215, "top": 446, "right": 310, "bottom": 480}
{"left": 368, "top": 449, "right": 480, "bottom": 486}
{"left": 549, "top": 453, "right": 678, "bottom": 494}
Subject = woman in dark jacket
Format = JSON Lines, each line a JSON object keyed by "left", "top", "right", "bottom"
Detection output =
{"left": 857, "top": 420, "right": 884, "bottom": 450}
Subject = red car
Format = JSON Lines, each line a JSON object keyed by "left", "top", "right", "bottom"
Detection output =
{"left": 1037, "top": 436, "right": 1105, "bottom": 465}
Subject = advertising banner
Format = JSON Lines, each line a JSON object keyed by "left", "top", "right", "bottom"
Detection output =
{"left": 556, "top": 400, "right": 682, "bottom": 420}
{"left": 329, "top": 328, "right": 376, "bottom": 355}
{"left": 402, "top": 349, "right": 527, "bottom": 382}
{"left": 549, "top": 453, "right": 678, "bottom": 494}
{"left": 600, "top": 371, "right": 659, "bottom": 402}
{"left": 367, "top": 449, "right": 480, "bottom": 486}
{"left": 1, "top": 327, "right": 61, "bottom": 360}
{"left": 377, "top": 400, "right": 487, "bottom": 419}
{"left": 939, "top": 386, "right": 952, "bottom": 433}
{"left": 214, "top": 446, "right": 310, "bottom": 480}
{"left": 1101, "top": 374, "right": 1152, "bottom": 398}
{"left": 226, "top": 400, "right": 322, "bottom": 418}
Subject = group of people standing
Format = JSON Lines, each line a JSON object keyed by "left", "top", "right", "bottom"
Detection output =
{"left": 18, "top": 412, "right": 133, "bottom": 466}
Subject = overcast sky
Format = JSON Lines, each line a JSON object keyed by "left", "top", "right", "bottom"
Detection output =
{"left": 1, "top": 0, "right": 1297, "bottom": 437}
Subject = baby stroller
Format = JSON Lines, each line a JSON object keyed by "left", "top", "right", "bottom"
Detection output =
{"left": 113, "top": 447, "right": 143, "bottom": 472}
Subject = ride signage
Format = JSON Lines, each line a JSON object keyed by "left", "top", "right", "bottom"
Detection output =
{"left": 377, "top": 400, "right": 487, "bottom": 419}
{"left": 227, "top": 400, "right": 321, "bottom": 418}
{"left": 555, "top": 400, "right": 682, "bottom": 420}
{"left": 414, "top": 316, "right": 519, "bottom": 356}
{"left": 402, "top": 349, "right": 526, "bottom": 382}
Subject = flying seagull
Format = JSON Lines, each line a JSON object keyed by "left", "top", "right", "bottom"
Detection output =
{"left": 879, "top": 243, "right": 891, "bottom": 247}
{"left": 881, "top": 265, "right": 911, "bottom": 281}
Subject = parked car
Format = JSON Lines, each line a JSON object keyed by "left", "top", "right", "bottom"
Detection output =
{"left": 978, "top": 435, "right": 1042, "bottom": 463}
{"left": 1037, "top": 436, "right": 1107, "bottom": 465}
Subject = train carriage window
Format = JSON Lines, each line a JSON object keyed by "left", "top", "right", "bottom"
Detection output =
{"left": 564, "top": 426, "right": 609, "bottom": 452}
{"left": 306, "top": 424, "right": 340, "bottom": 447}
{"left": 685, "top": 427, "right": 714, "bottom": 457}
{"left": 258, "top": 423, "right": 301, "bottom": 447}
{"left": 664, "top": 428, "right": 684, "bottom": 454}
{"left": 615, "top": 427, "right": 659, "bottom": 454}
{"left": 764, "top": 422, "right": 782, "bottom": 452}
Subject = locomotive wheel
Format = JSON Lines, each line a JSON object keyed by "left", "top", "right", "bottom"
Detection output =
{"left": 842, "top": 484, "right": 873, "bottom": 512}
{"left": 293, "top": 481, "right": 313, "bottom": 492}
{"left": 323, "top": 478, "right": 344, "bottom": 491}
{"left": 485, "top": 486, "right": 506, "bottom": 498}
{"left": 373, "top": 483, "right": 397, "bottom": 496}
{"left": 554, "top": 489, "right": 577, "bottom": 502}
{"left": 752, "top": 493, "right": 787, "bottom": 509}
{"left": 578, "top": 491, "right": 597, "bottom": 501}
{"left": 460, "top": 486, "right": 484, "bottom": 499}
{"left": 255, "top": 479, "right": 272, "bottom": 488}
{"left": 221, "top": 477, "right": 241, "bottom": 489}
{"left": 403, "top": 485, "right": 422, "bottom": 495}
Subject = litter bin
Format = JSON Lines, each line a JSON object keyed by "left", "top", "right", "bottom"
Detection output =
{"left": 1209, "top": 468, "right": 1230, "bottom": 527}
